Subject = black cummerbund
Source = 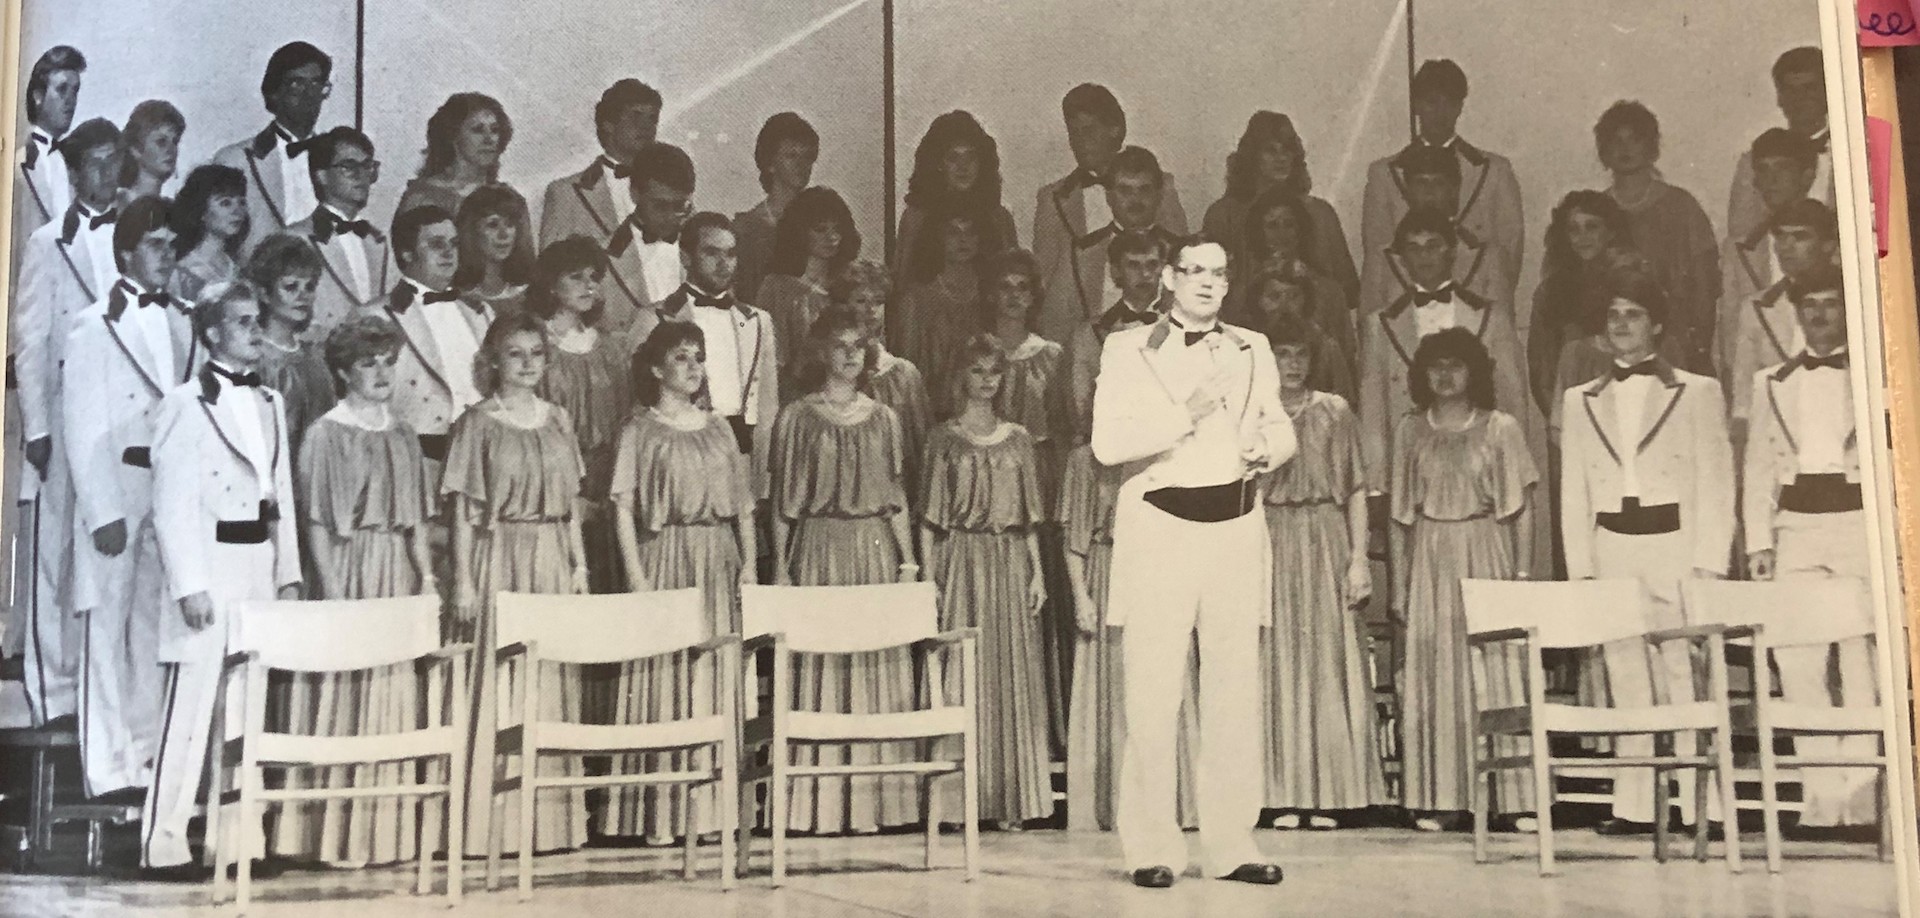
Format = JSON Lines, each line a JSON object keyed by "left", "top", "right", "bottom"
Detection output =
{"left": 215, "top": 499, "right": 281, "bottom": 545}
{"left": 1779, "top": 473, "right": 1863, "bottom": 514}
{"left": 1596, "top": 497, "right": 1680, "bottom": 535}
{"left": 1144, "top": 480, "right": 1258, "bottom": 523}
{"left": 418, "top": 433, "right": 450, "bottom": 463}
{"left": 121, "top": 446, "right": 151, "bottom": 469}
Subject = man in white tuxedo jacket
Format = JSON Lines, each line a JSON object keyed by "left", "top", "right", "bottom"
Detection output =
{"left": 1728, "top": 199, "right": 1837, "bottom": 444}
{"left": 1559, "top": 279, "right": 1733, "bottom": 834}
{"left": 1742, "top": 264, "right": 1877, "bottom": 829}
{"left": 1091, "top": 236, "right": 1292, "bottom": 889}
{"left": 1715, "top": 130, "right": 1817, "bottom": 396}
{"left": 601, "top": 142, "right": 695, "bottom": 339}
{"left": 1726, "top": 48, "right": 1833, "bottom": 245}
{"left": 362, "top": 205, "right": 486, "bottom": 470}
{"left": 210, "top": 42, "right": 331, "bottom": 251}
{"left": 10, "top": 117, "right": 123, "bottom": 727}
{"left": 1360, "top": 60, "right": 1524, "bottom": 311}
{"left": 537, "top": 79, "right": 659, "bottom": 250}
{"left": 141, "top": 284, "right": 300, "bottom": 876}
{"left": 638, "top": 213, "right": 780, "bottom": 498}
{"left": 1042, "top": 146, "right": 1181, "bottom": 348}
{"left": 1034, "top": 84, "right": 1187, "bottom": 347}
{"left": 285, "top": 127, "right": 389, "bottom": 344}
{"left": 62, "top": 198, "right": 203, "bottom": 800}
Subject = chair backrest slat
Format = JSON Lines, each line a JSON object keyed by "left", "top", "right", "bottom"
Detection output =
{"left": 495, "top": 589, "right": 708, "bottom": 663}
{"left": 741, "top": 583, "right": 938, "bottom": 653}
{"left": 233, "top": 596, "right": 443, "bottom": 672}
{"left": 1681, "top": 578, "right": 1875, "bottom": 648}
{"left": 1460, "top": 579, "right": 1649, "bottom": 649}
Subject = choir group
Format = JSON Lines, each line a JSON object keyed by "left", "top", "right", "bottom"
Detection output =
{"left": 3, "top": 36, "right": 1875, "bottom": 880}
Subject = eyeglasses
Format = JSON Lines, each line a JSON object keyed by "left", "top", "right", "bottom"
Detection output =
{"left": 330, "top": 159, "right": 381, "bottom": 179}
{"left": 1173, "top": 264, "right": 1229, "bottom": 280}
{"left": 283, "top": 75, "right": 333, "bottom": 97}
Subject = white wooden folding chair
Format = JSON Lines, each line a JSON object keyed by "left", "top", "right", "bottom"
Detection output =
{"left": 1680, "top": 578, "right": 1893, "bottom": 873}
{"left": 1461, "top": 578, "right": 1741, "bottom": 876}
{"left": 206, "top": 595, "right": 469, "bottom": 913}
{"left": 737, "top": 582, "right": 978, "bottom": 885}
{"left": 489, "top": 588, "right": 739, "bottom": 899}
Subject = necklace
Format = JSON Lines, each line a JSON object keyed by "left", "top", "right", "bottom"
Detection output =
{"left": 1610, "top": 179, "right": 1657, "bottom": 211}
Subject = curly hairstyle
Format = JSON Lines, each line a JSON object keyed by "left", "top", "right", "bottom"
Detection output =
{"left": 904, "top": 110, "right": 1006, "bottom": 217}
{"left": 119, "top": 99, "right": 185, "bottom": 188}
{"left": 322, "top": 312, "right": 405, "bottom": 395}
{"left": 451, "top": 183, "right": 535, "bottom": 291}
{"left": 1594, "top": 100, "right": 1661, "bottom": 164}
{"left": 1408, "top": 327, "right": 1497, "bottom": 410}
{"left": 526, "top": 235, "right": 609, "bottom": 324}
{"left": 419, "top": 92, "right": 513, "bottom": 181}
{"left": 1225, "top": 110, "right": 1312, "bottom": 200}
{"left": 475, "top": 312, "right": 550, "bottom": 397}
{"left": 790, "top": 306, "right": 877, "bottom": 395}
{"left": 1243, "top": 187, "right": 1316, "bottom": 261}
{"left": 631, "top": 319, "right": 707, "bottom": 407}
{"left": 1537, "top": 190, "right": 1632, "bottom": 335}
{"left": 754, "top": 111, "right": 819, "bottom": 193}
{"left": 767, "top": 186, "right": 861, "bottom": 279}
{"left": 940, "top": 333, "right": 1010, "bottom": 420}
{"left": 242, "top": 233, "right": 325, "bottom": 327}
{"left": 832, "top": 258, "right": 890, "bottom": 306}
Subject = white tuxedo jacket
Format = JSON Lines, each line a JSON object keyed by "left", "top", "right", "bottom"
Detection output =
{"left": 1558, "top": 362, "right": 1734, "bottom": 578}
{"left": 1090, "top": 318, "right": 1296, "bottom": 628}
{"left": 638, "top": 289, "right": 781, "bottom": 498}
{"left": 1728, "top": 280, "right": 1801, "bottom": 426}
{"left": 212, "top": 124, "right": 318, "bottom": 252}
{"left": 539, "top": 160, "right": 623, "bottom": 250}
{"left": 150, "top": 369, "right": 300, "bottom": 657}
{"left": 361, "top": 284, "right": 488, "bottom": 441}
{"left": 1743, "top": 359, "right": 1861, "bottom": 554}
{"left": 12, "top": 128, "right": 67, "bottom": 267}
{"left": 61, "top": 283, "right": 202, "bottom": 538}
{"left": 13, "top": 206, "right": 110, "bottom": 487}
{"left": 1359, "top": 138, "right": 1524, "bottom": 303}
{"left": 285, "top": 209, "right": 391, "bottom": 344}
{"left": 1033, "top": 170, "right": 1187, "bottom": 347}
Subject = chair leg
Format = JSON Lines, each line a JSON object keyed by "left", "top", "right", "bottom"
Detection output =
{"left": 962, "top": 731, "right": 980, "bottom": 882}
{"left": 720, "top": 752, "right": 738, "bottom": 891}
{"left": 923, "top": 774, "right": 938, "bottom": 871}
{"left": 518, "top": 774, "right": 537, "bottom": 901}
{"left": 446, "top": 776, "right": 466, "bottom": 905}
{"left": 682, "top": 784, "right": 698, "bottom": 881}
{"left": 1693, "top": 756, "right": 1710, "bottom": 863}
{"left": 769, "top": 765, "right": 788, "bottom": 888}
{"left": 1653, "top": 766, "right": 1671, "bottom": 864}
{"left": 736, "top": 776, "right": 754, "bottom": 880}
{"left": 1713, "top": 727, "right": 1742, "bottom": 874}
{"left": 485, "top": 789, "right": 503, "bottom": 892}
{"left": 1471, "top": 763, "right": 1490, "bottom": 865}
{"left": 210, "top": 783, "right": 230, "bottom": 905}
{"left": 1758, "top": 731, "right": 1782, "bottom": 874}
{"left": 236, "top": 772, "right": 257, "bottom": 915}
{"left": 28, "top": 749, "right": 49, "bottom": 858}
{"left": 1876, "top": 768, "right": 1892, "bottom": 863}
{"left": 1530, "top": 727, "right": 1554, "bottom": 877}
{"left": 414, "top": 795, "right": 431, "bottom": 898}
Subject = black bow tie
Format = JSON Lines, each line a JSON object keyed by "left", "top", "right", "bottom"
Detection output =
{"left": 1803, "top": 351, "right": 1848, "bottom": 371}
{"left": 687, "top": 287, "right": 735, "bottom": 311}
{"left": 1809, "top": 134, "right": 1830, "bottom": 154}
{"left": 279, "top": 129, "right": 313, "bottom": 159}
{"left": 601, "top": 156, "right": 633, "bottom": 181}
{"left": 1182, "top": 325, "right": 1221, "bottom": 347}
{"left": 313, "top": 208, "right": 379, "bottom": 244}
{"left": 87, "top": 208, "right": 118, "bottom": 230}
{"left": 108, "top": 282, "right": 173, "bottom": 318}
{"left": 210, "top": 364, "right": 262, "bottom": 388}
{"left": 641, "top": 226, "right": 677, "bottom": 246}
{"left": 1065, "top": 167, "right": 1107, "bottom": 192}
{"left": 23, "top": 132, "right": 53, "bottom": 170}
{"left": 1611, "top": 360, "right": 1659, "bottom": 382}
{"left": 390, "top": 284, "right": 458, "bottom": 314}
{"left": 1413, "top": 285, "right": 1455, "bottom": 307}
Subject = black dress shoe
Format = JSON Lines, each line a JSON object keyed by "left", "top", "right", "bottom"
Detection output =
{"left": 139, "top": 864, "right": 214, "bottom": 883}
{"left": 1131, "top": 865, "right": 1175, "bottom": 888}
{"left": 230, "top": 857, "right": 290, "bottom": 880}
{"left": 1594, "top": 818, "right": 1655, "bottom": 836}
{"left": 1223, "top": 863, "right": 1284, "bottom": 885}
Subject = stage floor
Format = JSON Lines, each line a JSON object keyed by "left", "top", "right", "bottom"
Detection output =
{"left": 1, "top": 827, "right": 1902, "bottom": 917}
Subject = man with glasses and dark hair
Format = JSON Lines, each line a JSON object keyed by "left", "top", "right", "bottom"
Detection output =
{"left": 602, "top": 141, "right": 695, "bottom": 335}
{"left": 1091, "top": 234, "right": 1291, "bottom": 890}
{"left": 539, "top": 79, "right": 662, "bottom": 250}
{"left": 212, "top": 41, "right": 333, "bottom": 248}
{"left": 288, "top": 127, "right": 388, "bottom": 343}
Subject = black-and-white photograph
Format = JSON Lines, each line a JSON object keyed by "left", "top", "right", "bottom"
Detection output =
{"left": 0, "top": 0, "right": 1913, "bottom": 914}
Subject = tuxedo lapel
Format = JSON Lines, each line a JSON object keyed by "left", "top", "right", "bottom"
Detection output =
{"left": 18, "top": 161, "right": 54, "bottom": 223}
{"left": 55, "top": 234, "right": 97, "bottom": 303}
{"left": 1735, "top": 236, "right": 1773, "bottom": 292}
{"left": 1581, "top": 381, "right": 1625, "bottom": 464}
{"left": 1455, "top": 147, "right": 1492, "bottom": 221}
{"left": 387, "top": 299, "right": 450, "bottom": 392}
{"left": 605, "top": 244, "right": 651, "bottom": 313}
{"left": 1766, "top": 373, "right": 1800, "bottom": 454}
{"left": 244, "top": 145, "right": 290, "bottom": 230}
{"left": 1637, "top": 377, "right": 1685, "bottom": 454}
{"left": 571, "top": 164, "right": 618, "bottom": 239}
{"left": 104, "top": 313, "right": 166, "bottom": 397}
